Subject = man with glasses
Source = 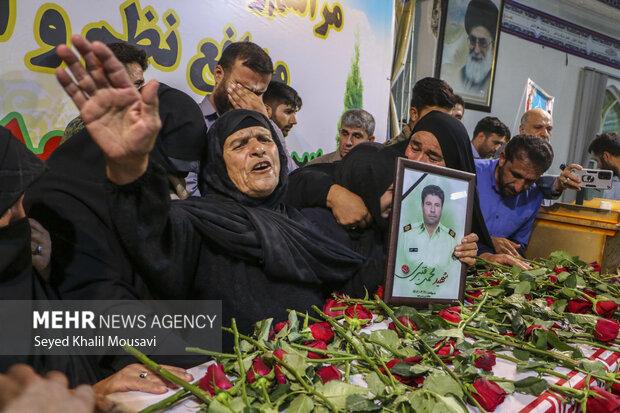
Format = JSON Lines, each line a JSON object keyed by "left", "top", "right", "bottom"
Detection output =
{"left": 457, "top": 0, "right": 498, "bottom": 97}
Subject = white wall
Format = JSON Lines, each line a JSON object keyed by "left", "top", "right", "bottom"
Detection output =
{"left": 412, "top": 0, "right": 620, "bottom": 174}
{"left": 461, "top": 35, "right": 619, "bottom": 174}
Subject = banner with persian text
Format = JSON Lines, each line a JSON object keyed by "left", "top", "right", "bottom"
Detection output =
{"left": 0, "top": 0, "right": 394, "bottom": 164}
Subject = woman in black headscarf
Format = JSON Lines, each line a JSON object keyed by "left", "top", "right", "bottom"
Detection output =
{"left": 1, "top": 127, "right": 198, "bottom": 392}
{"left": 107, "top": 109, "right": 367, "bottom": 348}
{"left": 400, "top": 111, "right": 530, "bottom": 268}
{"left": 300, "top": 143, "right": 396, "bottom": 255}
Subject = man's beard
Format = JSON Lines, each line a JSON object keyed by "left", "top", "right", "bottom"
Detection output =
{"left": 464, "top": 49, "right": 493, "bottom": 86}
{"left": 599, "top": 158, "right": 619, "bottom": 177}
{"left": 212, "top": 81, "right": 233, "bottom": 115}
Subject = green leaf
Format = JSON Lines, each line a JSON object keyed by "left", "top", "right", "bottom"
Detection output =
{"left": 287, "top": 394, "right": 314, "bottom": 413}
{"left": 364, "top": 372, "right": 387, "bottom": 396}
{"left": 495, "top": 381, "right": 515, "bottom": 394}
{"left": 580, "top": 360, "right": 608, "bottom": 376}
{"left": 431, "top": 394, "right": 468, "bottom": 413}
{"left": 433, "top": 328, "right": 465, "bottom": 340}
{"left": 565, "top": 313, "right": 598, "bottom": 327}
{"left": 345, "top": 394, "right": 380, "bottom": 412}
{"left": 514, "top": 280, "right": 532, "bottom": 294}
{"left": 317, "top": 381, "right": 369, "bottom": 411}
{"left": 511, "top": 313, "right": 527, "bottom": 337}
{"left": 423, "top": 371, "right": 464, "bottom": 398}
{"left": 564, "top": 274, "right": 577, "bottom": 289}
{"left": 545, "top": 331, "right": 574, "bottom": 352}
{"left": 557, "top": 271, "right": 571, "bottom": 282}
{"left": 514, "top": 377, "right": 548, "bottom": 396}
{"left": 369, "top": 329, "right": 400, "bottom": 351}
{"left": 520, "top": 268, "right": 547, "bottom": 279}
{"left": 516, "top": 360, "right": 551, "bottom": 372}
{"left": 486, "top": 287, "right": 506, "bottom": 297}
{"left": 287, "top": 310, "right": 299, "bottom": 333}
{"left": 282, "top": 353, "right": 309, "bottom": 378}
{"left": 253, "top": 318, "right": 273, "bottom": 343}
{"left": 513, "top": 348, "right": 530, "bottom": 361}
{"left": 269, "top": 383, "right": 291, "bottom": 402}
{"left": 207, "top": 399, "right": 231, "bottom": 413}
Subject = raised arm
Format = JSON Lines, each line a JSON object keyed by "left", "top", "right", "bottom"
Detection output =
{"left": 56, "top": 35, "right": 160, "bottom": 185}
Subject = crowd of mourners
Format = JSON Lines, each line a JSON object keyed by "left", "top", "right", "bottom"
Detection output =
{"left": 1, "top": 34, "right": 620, "bottom": 412}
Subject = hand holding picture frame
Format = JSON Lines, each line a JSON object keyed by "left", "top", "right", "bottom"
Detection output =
{"left": 384, "top": 158, "right": 475, "bottom": 306}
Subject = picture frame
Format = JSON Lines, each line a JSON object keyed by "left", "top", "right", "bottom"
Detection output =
{"left": 434, "top": 0, "right": 504, "bottom": 112}
{"left": 383, "top": 158, "right": 476, "bottom": 306}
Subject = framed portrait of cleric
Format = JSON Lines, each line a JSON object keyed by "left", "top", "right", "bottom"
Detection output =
{"left": 383, "top": 158, "right": 475, "bottom": 306}
{"left": 434, "top": 0, "right": 504, "bottom": 112}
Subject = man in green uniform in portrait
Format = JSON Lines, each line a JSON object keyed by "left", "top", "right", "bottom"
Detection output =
{"left": 395, "top": 185, "right": 458, "bottom": 297}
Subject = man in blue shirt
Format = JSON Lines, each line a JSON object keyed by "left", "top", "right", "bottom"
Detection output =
{"left": 476, "top": 135, "right": 554, "bottom": 256}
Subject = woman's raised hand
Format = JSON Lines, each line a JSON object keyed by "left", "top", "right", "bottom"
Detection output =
{"left": 56, "top": 35, "right": 161, "bottom": 184}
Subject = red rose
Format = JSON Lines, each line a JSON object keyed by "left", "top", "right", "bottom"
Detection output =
{"left": 596, "top": 301, "right": 618, "bottom": 318}
{"left": 199, "top": 363, "right": 233, "bottom": 396}
{"left": 524, "top": 324, "right": 549, "bottom": 340}
{"left": 323, "top": 298, "right": 345, "bottom": 317}
{"left": 553, "top": 266, "right": 567, "bottom": 275}
{"left": 388, "top": 316, "right": 418, "bottom": 337}
{"left": 610, "top": 277, "right": 620, "bottom": 284}
{"left": 273, "top": 349, "right": 287, "bottom": 384}
{"left": 490, "top": 280, "right": 501, "bottom": 286}
{"left": 305, "top": 340, "right": 328, "bottom": 359}
{"left": 589, "top": 262, "right": 602, "bottom": 273}
{"left": 545, "top": 297, "right": 556, "bottom": 306}
{"left": 468, "top": 289, "right": 483, "bottom": 298}
{"left": 375, "top": 285, "right": 384, "bottom": 299}
{"left": 472, "top": 378, "right": 507, "bottom": 412}
{"left": 547, "top": 274, "right": 557, "bottom": 284}
{"left": 525, "top": 294, "right": 532, "bottom": 301}
{"left": 274, "top": 321, "right": 289, "bottom": 333}
{"left": 474, "top": 349, "right": 496, "bottom": 371}
{"left": 380, "top": 357, "right": 424, "bottom": 387}
{"left": 316, "top": 365, "right": 342, "bottom": 384}
{"left": 344, "top": 304, "right": 373, "bottom": 327}
{"left": 594, "top": 318, "right": 619, "bottom": 342}
{"left": 566, "top": 299, "right": 591, "bottom": 314}
{"left": 246, "top": 357, "right": 272, "bottom": 384}
{"left": 612, "top": 381, "right": 620, "bottom": 396}
{"left": 308, "top": 322, "right": 334, "bottom": 343}
{"left": 439, "top": 307, "right": 462, "bottom": 323}
{"left": 434, "top": 339, "right": 460, "bottom": 362}
{"left": 586, "top": 386, "right": 620, "bottom": 413}
{"left": 584, "top": 289, "right": 597, "bottom": 297}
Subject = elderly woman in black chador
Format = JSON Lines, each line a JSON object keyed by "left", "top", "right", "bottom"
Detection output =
{"left": 55, "top": 36, "right": 375, "bottom": 349}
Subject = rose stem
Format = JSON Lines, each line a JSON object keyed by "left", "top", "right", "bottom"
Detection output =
{"left": 271, "top": 355, "right": 338, "bottom": 411}
{"left": 374, "top": 299, "right": 487, "bottom": 413}
{"left": 123, "top": 345, "right": 212, "bottom": 403}
{"left": 231, "top": 319, "right": 250, "bottom": 407}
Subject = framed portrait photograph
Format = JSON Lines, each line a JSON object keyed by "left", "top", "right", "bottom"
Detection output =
{"left": 435, "top": 0, "right": 504, "bottom": 112}
{"left": 384, "top": 158, "right": 476, "bottom": 306}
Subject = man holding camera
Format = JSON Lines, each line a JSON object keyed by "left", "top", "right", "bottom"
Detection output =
{"left": 589, "top": 132, "right": 620, "bottom": 200}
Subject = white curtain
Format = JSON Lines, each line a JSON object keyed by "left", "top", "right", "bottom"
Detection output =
{"left": 567, "top": 68, "right": 608, "bottom": 167}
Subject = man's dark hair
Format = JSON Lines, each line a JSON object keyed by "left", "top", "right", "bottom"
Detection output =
{"left": 410, "top": 77, "right": 455, "bottom": 112}
{"left": 588, "top": 132, "right": 620, "bottom": 157}
{"left": 106, "top": 42, "right": 148, "bottom": 71}
{"left": 218, "top": 42, "right": 273, "bottom": 75}
{"left": 473, "top": 116, "right": 511, "bottom": 141}
{"left": 421, "top": 184, "right": 445, "bottom": 206}
{"left": 504, "top": 134, "right": 554, "bottom": 173}
{"left": 263, "top": 81, "right": 302, "bottom": 111}
{"left": 453, "top": 94, "right": 465, "bottom": 107}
